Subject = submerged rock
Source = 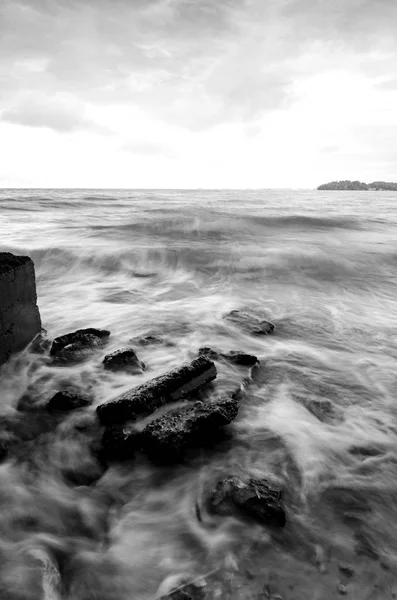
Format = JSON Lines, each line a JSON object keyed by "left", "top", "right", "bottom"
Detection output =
{"left": 101, "top": 424, "right": 138, "bottom": 461}
{"left": 139, "top": 395, "right": 239, "bottom": 463}
{"left": 50, "top": 327, "right": 110, "bottom": 364}
{"left": 29, "top": 329, "right": 52, "bottom": 354}
{"left": 46, "top": 390, "right": 93, "bottom": 413}
{"left": 101, "top": 394, "right": 238, "bottom": 463}
{"left": 224, "top": 310, "right": 274, "bottom": 335}
{"left": 97, "top": 356, "right": 217, "bottom": 425}
{"left": 198, "top": 347, "right": 258, "bottom": 366}
{"left": 208, "top": 476, "right": 286, "bottom": 527}
{"left": 103, "top": 348, "right": 145, "bottom": 373}
{"left": 0, "top": 252, "right": 42, "bottom": 366}
{"left": 132, "top": 333, "right": 172, "bottom": 346}
{"left": 0, "top": 442, "right": 8, "bottom": 462}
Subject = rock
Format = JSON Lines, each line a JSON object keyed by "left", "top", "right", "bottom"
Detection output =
{"left": 103, "top": 348, "right": 145, "bottom": 373}
{"left": 338, "top": 563, "right": 355, "bottom": 578}
{"left": 0, "top": 252, "right": 42, "bottom": 366}
{"left": 0, "top": 442, "right": 8, "bottom": 462}
{"left": 50, "top": 328, "right": 110, "bottom": 363}
{"left": 97, "top": 356, "right": 217, "bottom": 426}
{"left": 46, "top": 390, "right": 93, "bottom": 413}
{"left": 29, "top": 329, "right": 52, "bottom": 354}
{"left": 338, "top": 584, "right": 348, "bottom": 595}
{"left": 224, "top": 310, "right": 274, "bottom": 335}
{"left": 139, "top": 395, "right": 239, "bottom": 463}
{"left": 159, "top": 583, "right": 206, "bottom": 600}
{"left": 101, "top": 424, "right": 138, "bottom": 461}
{"left": 198, "top": 347, "right": 258, "bottom": 366}
{"left": 132, "top": 333, "right": 171, "bottom": 346}
{"left": 208, "top": 476, "right": 286, "bottom": 527}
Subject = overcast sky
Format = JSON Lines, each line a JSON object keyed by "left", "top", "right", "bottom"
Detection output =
{"left": 1, "top": 0, "right": 396, "bottom": 188}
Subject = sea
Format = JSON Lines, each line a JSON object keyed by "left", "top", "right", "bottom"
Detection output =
{"left": 1, "top": 188, "right": 397, "bottom": 600}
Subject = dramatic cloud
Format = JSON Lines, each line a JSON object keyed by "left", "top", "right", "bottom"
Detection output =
{"left": 0, "top": 0, "right": 396, "bottom": 186}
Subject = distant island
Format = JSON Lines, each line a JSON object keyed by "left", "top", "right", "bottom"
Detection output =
{"left": 317, "top": 180, "right": 397, "bottom": 191}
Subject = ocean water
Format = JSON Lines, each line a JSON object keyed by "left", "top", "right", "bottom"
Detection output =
{"left": 1, "top": 188, "right": 397, "bottom": 599}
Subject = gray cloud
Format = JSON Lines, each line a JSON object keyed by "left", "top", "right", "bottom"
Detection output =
{"left": 0, "top": 0, "right": 396, "bottom": 132}
{"left": 0, "top": 95, "right": 105, "bottom": 133}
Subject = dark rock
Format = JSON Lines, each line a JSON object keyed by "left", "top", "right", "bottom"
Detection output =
{"left": 29, "top": 329, "right": 52, "bottom": 354}
{"left": 348, "top": 445, "right": 382, "bottom": 458}
{"left": 159, "top": 583, "right": 206, "bottom": 600}
{"left": 338, "top": 563, "right": 355, "bottom": 578}
{"left": 354, "top": 529, "right": 379, "bottom": 560}
{"left": 0, "top": 442, "right": 8, "bottom": 462}
{"left": 208, "top": 476, "right": 286, "bottom": 527}
{"left": 0, "top": 252, "right": 42, "bottom": 366}
{"left": 139, "top": 395, "right": 239, "bottom": 463}
{"left": 300, "top": 397, "right": 337, "bottom": 422}
{"left": 101, "top": 425, "right": 139, "bottom": 461}
{"left": 46, "top": 390, "right": 93, "bottom": 413}
{"left": 97, "top": 356, "right": 217, "bottom": 426}
{"left": 132, "top": 333, "right": 171, "bottom": 346}
{"left": 224, "top": 310, "right": 274, "bottom": 335}
{"left": 103, "top": 347, "right": 145, "bottom": 373}
{"left": 50, "top": 328, "right": 110, "bottom": 364}
{"left": 198, "top": 347, "right": 258, "bottom": 366}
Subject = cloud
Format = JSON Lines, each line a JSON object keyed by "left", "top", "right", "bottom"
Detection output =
{"left": 1, "top": 0, "right": 396, "bottom": 134}
{"left": 0, "top": 94, "right": 106, "bottom": 133}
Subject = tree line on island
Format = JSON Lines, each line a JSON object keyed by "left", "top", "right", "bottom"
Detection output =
{"left": 317, "top": 180, "right": 397, "bottom": 190}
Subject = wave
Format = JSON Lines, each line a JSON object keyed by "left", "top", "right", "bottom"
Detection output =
{"left": 248, "top": 214, "right": 361, "bottom": 230}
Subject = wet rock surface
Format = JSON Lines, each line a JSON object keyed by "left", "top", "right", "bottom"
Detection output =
{"left": 132, "top": 332, "right": 173, "bottom": 346}
{"left": 0, "top": 252, "right": 42, "bottom": 365}
{"left": 101, "top": 395, "right": 238, "bottom": 463}
{"left": 103, "top": 347, "right": 145, "bottom": 373}
{"left": 46, "top": 390, "right": 93, "bottom": 413}
{"left": 101, "top": 424, "right": 138, "bottom": 461}
{"left": 224, "top": 310, "right": 274, "bottom": 335}
{"left": 198, "top": 347, "right": 258, "bottom": 366}
{"left": 97, "top": 356, "right": 217, "bottom": 425}
{"left": 208, "top": 476, "right": 286, "bottom": 527}
{"left": 50, "top": 327, "right": 110, "bottom": 364}
{"left": 139, "top": 395, "right": 239, "bottom": 463}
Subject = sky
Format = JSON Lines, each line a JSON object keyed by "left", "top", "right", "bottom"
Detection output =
{"left": 0, "top": 0, "right": 396, "bottom": 188}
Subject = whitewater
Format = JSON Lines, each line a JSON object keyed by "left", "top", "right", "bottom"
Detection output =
{"left": 1, "top": 188, "right": 397, "bottom": 599}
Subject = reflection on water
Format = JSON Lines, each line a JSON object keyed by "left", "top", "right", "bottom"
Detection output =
{"left": 1, "top": 189, "right": 397, "bottom": 599}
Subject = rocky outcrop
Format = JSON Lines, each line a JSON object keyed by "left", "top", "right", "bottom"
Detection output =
{"left": 0, "top": 252, "right": 42, "bottom": 366}
{"left": 103, "top": 348, "right": 145, "bottom": 373}
{"left": 97, "top": 356, "right": 217, "bottom": 426}
{"left": 50, "top": 327, "right": 110, "bottom": 364}
{"left": 224, "top": 310, "right": 274, "bottom": 335}
{"left": 101, "top": 395, "right": 239, "bottom": 463}
{"left": 46, "top": 390, "right": 93, "bottom": 413}
{"left": 208, "top": 476, "right": 286, "bottom": 527}
{"left": 198, "top": 347, "right": 258, "bottom": 366}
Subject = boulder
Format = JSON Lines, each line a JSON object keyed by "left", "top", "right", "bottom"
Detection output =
{"left": 101, "top": 394, "right": 238, "bottom": 463}
{"left": 50, "top": 328, "right": 110, "bottom": 364}
{"left": 139, "top": 395, "right": 239, "bottom": 463}
{"left": 0, "top": 252, "right": 42, "bottom": 366}
{"left": 198, "top": 347, "right": 258, "bottom": 366}
{"left": 208, "top": 476, "right": 286, "bottom": 527}
{"left": 46, "top": 390, "right": 93, "bottom": 413}
{"left": 224, "top": 310, "right": 274, "bottom": 335}
{"left": 97, "top": 356, "right": 217, "bottom": 426}
{"left": 103, "top": 348, "right": 145, "bottom": 373}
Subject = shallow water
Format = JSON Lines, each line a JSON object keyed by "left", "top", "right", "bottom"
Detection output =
{"left": 1, "top": 189, "right": 397, "bottom": 599}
